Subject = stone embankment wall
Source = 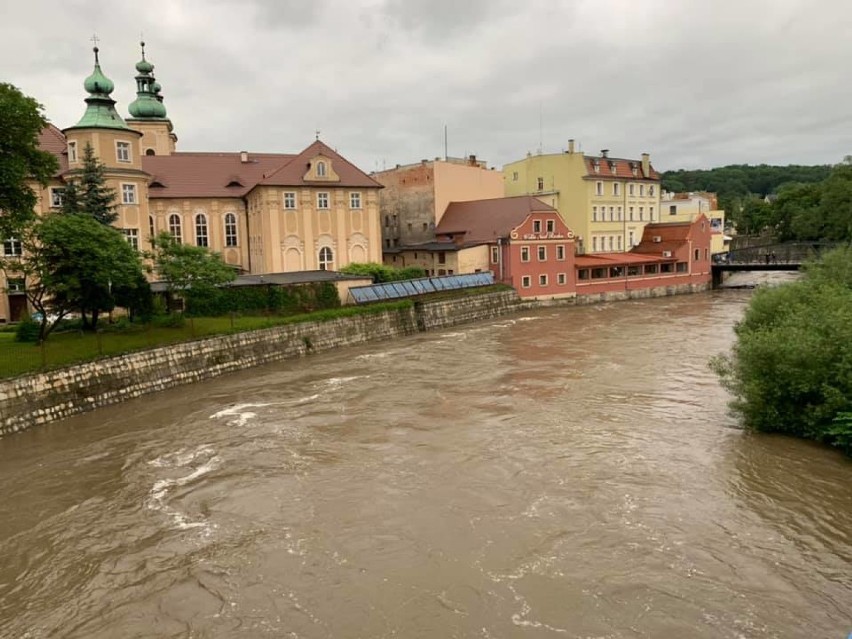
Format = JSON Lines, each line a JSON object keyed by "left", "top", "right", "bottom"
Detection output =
{"left": 0, "top": 283, "right": 710, "bottom": 437}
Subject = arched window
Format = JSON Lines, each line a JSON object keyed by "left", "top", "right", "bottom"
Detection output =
{"left": 168, "top": 214, "right": 182, "bottom": 242}
{"left": 145, "top": 148, "right": 156, "bottom": 156}
{"left": 224, "top": 213, "right": 238, "bottom": 247}
{"left": 318, "top": 246, "right": 334, "bottom": 270}
{"left": 316, "top": 161, "right": 326, "bottom": 177}
{"left": 195, "top": 214, "right": 208, "bottom": 247}
{"left": 148, "top": 215, "right": 155, "bottom": 238}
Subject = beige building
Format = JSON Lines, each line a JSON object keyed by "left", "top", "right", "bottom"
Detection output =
{"left": 660, "top": 191, "right": 728, "bottom": 255}
{"left": 2, "top": 44, "right": 382, "bottom": 322}
{"left": 503, "top": 142, "right": 662, "bottom": 254}
{"left": 372, "top": 156, "right": 504, "bottom": 250}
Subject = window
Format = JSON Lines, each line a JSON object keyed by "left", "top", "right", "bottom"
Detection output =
{"left": 629, "top": 206, "right": 634, "bottom": 221}
{"left": 661, "top": 262, "right": 674, "bottom": 273}
{"left": 533, "top": 220, "right": 542, "bottom": 233}
{"left": 546, "top": 220, "right": 555, "bottom": 234}
{"left": 556, "top": 245, "right": 565, "bottom": 261}
{"left": 317, "top": 192, "right": 329, "bottom": 209}
{"left": 618, "top": 235, "right": 623, "bottom": 250}
{"left": 438, "top": 251, "right": 446, "bottom": 264}
{"left": 537, "top": 177, "right": 544, "bottom": 191}
{"left": 121, "top": 228, "right": 139, "bottom": 250}
{"left": 649, "top": 185, "right": 655, "bottom": 197}
{"left": 578, "top": 269, "right": 590, "bottom": 280}
{"left": 629, "top": 230, "right": 635, "bottom": 247}
{"left": 491, "top": 246, "right": 499, "bottom": 263}
{"left": 613, "top": 182, "right": 620, "bottom": 196}
{"left": 318, "top": 246, "right": 334, "bottom": 270}
{"left": 284, "top": 192, "right": 297, "bottom": 209}
{"left": 639, "top": 206, "right": 644, "bottom": 221}
{"left": 169, "top": 214, "right": 182, "bottom": 241}
{"left": 512, "top": 171, "right": 518, "bottom": 181}
{"left": 649, "top": 206, "right": 655, "bottom": 221}
{"left": 195, "top": 214, "right": 209, "bottom": 247}
{"left": 521, "top": 246, "right": 530, "bottom": 262}
{"left": 557, "top": 273, "right": 566, "bottom": 285}
{"left": 316, "top": 161, "right": 327, "bottom": 177}
{"left": 121, "top": 183, "right": 137, "bottom": 204}
{"left": 676, "top": 262, "right": 688, "bottom": 273}
{"left": 521, "top": 275, "right": 531, "bottom": 288}
{"left": 50, "top": 187, "right": 65, "bottom": 208}
{"left": 2, "top": 238, "right": 22, "bottom": 257}
{"left": 629, "top": 184, "right": 635, "bottom": 196}
{"left": 145, "top": 148, "right": 155, "bottom": 156}
{"left": 539, "top": 274, "right": 548, "bottom": 286}
{"left": 608, "top": 236, "right": 614, "bottom": 251}
{"left": 592, "top": 237, "right": 598, "bottom": 252}
{"left": 644, "top": 264, "right": 658, "bottom": 275}
{"left": 225, "top": 213, "right": 238, "bottom": 247}
{"left": 6, "top": 278, "right": 24, "bottom": 292}
{"left": 422, "top": 223, "right": 428, "bottom": 231}
{"left": 350, "top": 192, "right": 362, "bottom": 209}
{"left": 116, "top": 141, "right": 131, "bottom": 162}
{"left": 384, "top": 215, "right": 389, "bottom": 228}
{"left": 670, "top": 205, "right": 677, "bottom": 215}
{"left": 595, "top": 181, "right": 603, "bottom": 196}
{"left": 591, "top": 267, "right": 607, "bottom": 279}
{"left": 592, "top": 206, "right": 598, "bottom": 222}
{"left": 694, "top": 248, "right": 700, "bottom": 261}
{"left": 704, "top": 248, "right": 709, "bottom": 260}
{"left": 617, "top": 206, "right": 622, "bottom": 221}
{"left": 149, "top": 215, "right": 155, "bottom": 237}
{"left": 537, "top": 246, "right": 546, "bottom": 261}
{"left": 639, "top": 184, "right": 645, "bottom": 196}
{"left": 627, "top": 265, "right": 641, "bottom": 276}
{"left": 609, "top": 206, "right": 614, "bottom": 221}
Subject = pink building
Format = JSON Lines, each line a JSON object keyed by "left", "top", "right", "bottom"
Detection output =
{"left": 574, "top": 215, "right": 712, "bottom": 295}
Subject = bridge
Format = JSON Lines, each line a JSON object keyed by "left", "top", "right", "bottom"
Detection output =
{"left": 711, "top": 241, "right": 843, "bottom": 287}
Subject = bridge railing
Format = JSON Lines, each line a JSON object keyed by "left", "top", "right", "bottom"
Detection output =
{"left": 720, "top": 242, "right": 843, "bottom": 265}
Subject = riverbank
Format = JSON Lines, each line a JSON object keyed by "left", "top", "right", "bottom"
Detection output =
{"left": 0, "top": 282, "right": 709, "bottom": 437}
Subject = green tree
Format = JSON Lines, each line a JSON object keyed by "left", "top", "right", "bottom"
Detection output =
{"left": 712, "top": 247, "right": 852, "bottom": 455}
{"left": 1, "top": 214, "right": 147, "bottom": 339}
{"left": 817, "top": 164, "right": 852, "bottom": 241}
{"left": 61, "top": 142, "right": 117, "bottom": 224}
{"left": 151, "top": 232, "right": 236, "bottom": 306}
{"left": 339, "top": 262, "right": 426, "bottom": 282}
{"left": 0, "top": 83, "right": 58, "bottom": 238}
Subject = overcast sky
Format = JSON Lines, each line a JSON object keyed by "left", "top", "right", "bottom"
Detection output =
{"left": 3, "top": 0, "right": 850, "bottom": 173}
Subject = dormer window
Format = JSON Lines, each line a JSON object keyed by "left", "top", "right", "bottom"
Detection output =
{"left": 631, "top": 164, "right": 638, "bottom": 177}
{"left": 316, "top": 161, "right": 327, "bottom": 177}
{"left": 593, "top": 161, "right": 600, "bottom": 174}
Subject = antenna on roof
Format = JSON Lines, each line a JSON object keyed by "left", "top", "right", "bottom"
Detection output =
{"left": 444, "top": 124, "right": 448, "bottom": 161}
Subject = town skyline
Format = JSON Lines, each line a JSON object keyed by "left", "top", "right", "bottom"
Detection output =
{"left": 3, "top": 0, "right": 850, "bottom": 173}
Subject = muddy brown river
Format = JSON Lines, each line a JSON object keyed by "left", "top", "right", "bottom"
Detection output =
{"left": 0, "top": 291, "right": 849, "bottom": 638}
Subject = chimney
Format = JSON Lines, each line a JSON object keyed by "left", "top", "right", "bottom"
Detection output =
{"left": 468, "top": 154, "right": 477, "bottom": 166}
{"left": 240, "top": 151, "right": 249, "bottom": 163}
{"left": 567, "top": 139, "right": 575, "bottom": 154}
{"left": 600, "top": 149, "right": 609, "bottom": 159}
{"left": 641, "top": 152, "right": 650, "bottom": 178}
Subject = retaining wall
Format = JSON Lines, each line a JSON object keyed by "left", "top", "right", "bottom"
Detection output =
{"left": 0, "top": 283, "right": 710, "bottom": 436}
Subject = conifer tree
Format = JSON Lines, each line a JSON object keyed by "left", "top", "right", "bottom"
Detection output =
{"left": 62, "top": 142, "right": 117, "bottom": 224}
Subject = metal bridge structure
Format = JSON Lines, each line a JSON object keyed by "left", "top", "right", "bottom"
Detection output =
{"left": 711, "top": 241, "right": 845, "bottom": 286}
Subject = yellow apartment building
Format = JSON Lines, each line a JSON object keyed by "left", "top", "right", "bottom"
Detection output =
{"left": 660, "top": 191, "right": 729, "bottom": 255}
{"left": 503, "top": 141, "right": 662, "bottom": 254}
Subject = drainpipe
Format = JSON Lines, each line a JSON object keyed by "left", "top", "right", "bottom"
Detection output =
{"left": 244, "top": 197, "right": 252, "bottom": 273}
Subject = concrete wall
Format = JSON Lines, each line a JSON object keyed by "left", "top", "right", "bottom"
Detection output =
{"left": 0, "top": 282, "right": 710, "bottom": 437}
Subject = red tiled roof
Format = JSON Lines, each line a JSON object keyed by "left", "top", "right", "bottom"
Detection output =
{"left": 143, "top": 152, "right": 294, "bottom": 198}
{"left": 437, "top": 196, "right": 559, "bottom": 244}
{"left": 259, "top": 139, "right": 382, "bottom": 189}
{"left": 584, "top": 156, "right": 660, "bottom": 180}
{"left": 575, "top": 252, "right": 667, "bottom": 268}
{"left": 38, "top": 124, "right": 67, "bottom": 176}
{"left": 630, "top": 220, "right": 692, "bottom": 255}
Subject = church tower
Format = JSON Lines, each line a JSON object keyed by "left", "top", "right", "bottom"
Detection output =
{"left": 62, "top": 45, "right": 151, "bottom": 253}
{"left": 126, "top": 41, "right": 177, "bottom": 156}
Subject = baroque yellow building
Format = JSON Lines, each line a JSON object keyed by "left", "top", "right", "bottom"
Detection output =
{"left": 2, "top": 44, "right": 382, "bottom": 322}
{"left": 503, "top": 142, "right": 662, "bottom": 254}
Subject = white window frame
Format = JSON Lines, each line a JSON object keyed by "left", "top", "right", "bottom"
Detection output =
{"left": 609, "top": 206, "right": 614, "bottom": 221}
{"left": 592, "top": 206, "right": 598, "bottom": 222}
{"left": 533, "top": 220, "right": 542, "bottom": 233}
{"left": 116, "top": 141, "right": 131, "bottom": 163}
{"left": 595, "top": 181, "right": 603, "bottom": 196}
{"left": 67, "top": 141, "right": 77, "bottom": 163}
{"left": 224, "top": 212, "right": 238, "bottom": 247}
{"left": 121, "top": 183, "right": 137, "bottom": 205}
{"left": 316, "top": 161, "right": 327, "bottom": 177}
{"left": 539, "top": 274, "right": 548, "bottom": 286}
{"left": 639, "top": 184, "right": 646, "bottom": 196}
{"left": 121, "top": 228, "right": 139, "bottom": 251}
{"left": 317, "top": 192, "right": 329, "bottom": 209}
{"left": 520, "top": 246, "right": 530, "bottom": 262}
{"left": 649, "top": 185, "right": 655, "bottom": 197}
{"left": 649, "top": 206, "right": 655, "bottom": 221}
{"left": 556, "top": 245, "right": 565, "bottom": 261}
{"left": 168, "top": 213, "right": 182, "bottom": 242}
{"left": 613, "top": 182, "right": 620, "bottom": 196}
{"left": 49, "top": 187, "right": 65, "bottom": 208}
{"left": 521, "top": 275, "right": 531, "bottom": 288}
{"left": 349, "top": 192, "right": 362, "bottom": 209}
{"left": 639, "top": 206, "right": 644, "bottom": 221}
{"left": 546, "top": 219, "right": 555, "bottom": 234}
{"left": 537, "top": 246, "right": 546, "bottom": 261}
{"left": 592, "top": 236, "right": 598, "bottom": 252}
{"left": 318, "top": 246, "right": 334, "bottom": 270}
{"left": 195, "top": 213, "right": 209, "bottom": 247}
{"left": 557, "top": 273, "right": 566, "bottom": 285}
{"left": 629, "top": 183, "right": 635, "bottom": 196}
{"left": 2, "top": 237, "right": 22, "bottom": 257}
{"left": 283, "top": 192, "right": 297, "bottom": 209}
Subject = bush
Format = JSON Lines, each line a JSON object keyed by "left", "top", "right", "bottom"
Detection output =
{"left": 712, "top": 247, "right": 852, "bottom": 455}
{"left": 151, "top": 313, "right": 185, "bottom": 328}
{"left": 339, "top": 262, "right": 426, "bottom": 282}
{"left": 14, "top": 315, "right": 41, "bottom": 343}
{"left": 184, "top": 282, "right": 340, "bottom": 317}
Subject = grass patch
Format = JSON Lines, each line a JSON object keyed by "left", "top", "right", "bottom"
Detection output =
{"left": 414, "top": 283, "right": 515, "bottom": 303}
{"left": 0, "top": 301, "right": 413, "bottom": 380}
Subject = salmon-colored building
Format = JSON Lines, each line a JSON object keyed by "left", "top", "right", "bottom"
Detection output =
{"left": 574, "top": 215, "right": 713, "bottom": 295}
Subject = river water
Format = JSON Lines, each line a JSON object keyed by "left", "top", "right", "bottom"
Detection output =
{"left": 0, "top": 291, "right": 849, "bottom": 638}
